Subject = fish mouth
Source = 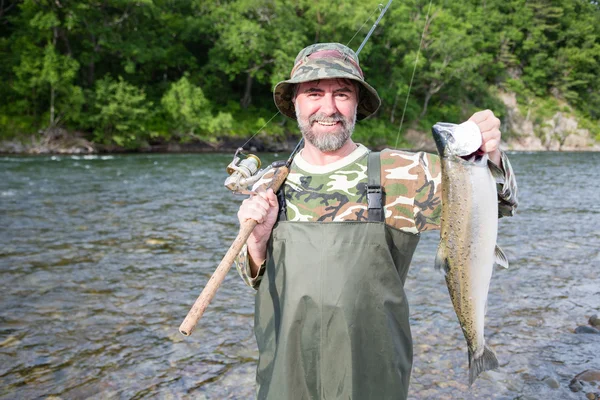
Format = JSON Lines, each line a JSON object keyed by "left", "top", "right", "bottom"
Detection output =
{"left": 432, "top": 123, "right": 454, "bottom": 157}
{"left": 432, "top": 122, "right": 485, "bottom": 162}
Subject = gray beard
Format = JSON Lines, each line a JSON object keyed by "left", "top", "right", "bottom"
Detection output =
{"left": 296, "top": 108, "right": 357, "bottom": 152}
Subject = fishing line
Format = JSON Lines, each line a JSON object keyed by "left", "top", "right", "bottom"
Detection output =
{"left": 238, "top": 111, "right": 281, "bottom": 150}
{"left": 239, "top": 2, "right": 392, "bottom": 151}
{"left": 394, "top": 0, "right": 434, "bottom": 149}
{"left": 346, "top": 3, "right": 386, "bottom": 50}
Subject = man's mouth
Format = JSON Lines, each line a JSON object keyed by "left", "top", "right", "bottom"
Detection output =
{"left": 315, "top": 121, "right": 339, "bottom": 126}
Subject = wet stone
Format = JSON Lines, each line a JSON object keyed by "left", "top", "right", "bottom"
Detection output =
{"left": 570, "top": 379, "right": 584, "bottom": 392}
{"left": 574, "top": 370, "right": 600, "bottom": 383}
{"left": 590, "top": 314, "right": 600, "bottom": 328}
{"left": 586, "top": 393, "right": 598, "bottom": 400}
{"left": 526, "top": 318, "right": 544, "bottom": 327}
{"left": 543, "top": 377, "right": 560, "bottom": 389}
{"left": 520, "top": 372, "right": 537, "bottom": 382}
{"left": 575, "top": 325, "right": 600, "bottom": 334}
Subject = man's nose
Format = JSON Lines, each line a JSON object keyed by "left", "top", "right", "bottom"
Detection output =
{"left": 320, "top": 94, "right": 337, "bottom": 115}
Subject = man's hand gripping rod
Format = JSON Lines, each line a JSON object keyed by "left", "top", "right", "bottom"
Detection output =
{"left": 179, "top": 140, "right": 303, "bottom": 336}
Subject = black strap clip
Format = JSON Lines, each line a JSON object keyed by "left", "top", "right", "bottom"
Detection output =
{"left": 367, "top": 186, "right": 383, "bottom": 210}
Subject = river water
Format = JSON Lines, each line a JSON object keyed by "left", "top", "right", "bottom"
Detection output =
{"left": 1, "top": 152, "right": 598, "bottom": 400}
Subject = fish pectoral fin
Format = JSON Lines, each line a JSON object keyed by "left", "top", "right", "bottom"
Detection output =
{"left": 487, "top": 158, "right": 505, "bottom": 182}
{"left": 468, "top": 345, "right": 499, "bottom": 386}
{"left": 494, "top": 245, "right": 509, "bottom": 269}
{"left": 434, "top": 243, "right": 450, "bottom": 274}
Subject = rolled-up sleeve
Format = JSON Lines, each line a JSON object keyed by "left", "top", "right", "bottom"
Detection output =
{"left": 489, "top": 151, "right": 518, "bottom": 217}
{"left": 233, "top": 168, "right": 278, "bottom": 289}
{"left": 234, "top": 244, "right": 266, "bottom": 290}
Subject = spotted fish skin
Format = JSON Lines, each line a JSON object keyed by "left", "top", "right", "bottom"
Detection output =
{"left": 432, "top": 122, "right": 506, "bottom": 385}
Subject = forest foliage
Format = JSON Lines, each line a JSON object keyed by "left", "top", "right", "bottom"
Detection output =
{"left": 1, "top": 0, "right": 599, "bottom": 148}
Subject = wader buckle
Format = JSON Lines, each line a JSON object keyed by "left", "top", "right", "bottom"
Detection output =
{"left": 367, "top": 186, "right": 383, "bottom": 209}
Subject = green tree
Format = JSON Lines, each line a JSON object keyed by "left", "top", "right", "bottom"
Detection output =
{"left": 0, "top": 0, "right": 598, "bottom": 147}
{"left": 161, "top": 75, "right": 233, "bottom": 141}
{"left": 90, "top": 76, "right": 151, "bottom": 147}
{"left": 204, "top": 0, "right": 308, "bottom": 109}
{"left": 39, "top": 44, "right": 83, "bottom": 127}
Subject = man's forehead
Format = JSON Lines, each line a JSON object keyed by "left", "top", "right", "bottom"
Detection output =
{"left": 297, "top": 79, "right": 356, "bottom": 91}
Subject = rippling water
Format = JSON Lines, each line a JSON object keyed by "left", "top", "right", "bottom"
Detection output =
{"left": 1, "top": 152, "right": 598, "bottom": 399}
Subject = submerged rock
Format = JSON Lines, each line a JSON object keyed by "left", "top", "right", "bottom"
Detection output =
{"left": 574, "top": 370, "right": 600, "bottom": 383}
{"left": 590, "top": 314, "right": 600, "bottom": 328}
{"left": 570, "top": 379, "right": 584, "bottom": 392}
{"left": 542, "top": 377, "right": 560, "bottom": 389}
{"left": 569, "top": 370, "right": 600, "bottom": 396}
{"left": 575, "top": 326, "right": 600, "bottom": 334}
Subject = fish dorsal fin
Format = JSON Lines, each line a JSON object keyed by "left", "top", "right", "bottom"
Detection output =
{"left": 494, "top": 245, "right": 509, "bottom": 269}
{"left": 435, "top": 243, "right": 450, "bottom": 274}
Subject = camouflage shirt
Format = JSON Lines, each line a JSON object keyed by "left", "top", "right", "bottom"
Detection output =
{"left": 236, "top": 144, "right": 518, "bottom": 288}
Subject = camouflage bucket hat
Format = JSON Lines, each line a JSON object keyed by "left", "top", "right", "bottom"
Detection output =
{"left": 273, "top": 43, "right": 381, "bottom": 121}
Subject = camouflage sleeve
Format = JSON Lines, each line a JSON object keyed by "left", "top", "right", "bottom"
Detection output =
{"left": 490, "top": 151, "right": 519, "bottom": 217}
{"left": 415, "top": 150, "right": 518, "bottom": 232}
{"left": 233, "top": 166, "right": 278, "bottom": 289}
{"left": 413, "top": 152, "right": 443, "bottom": 232}
{"left": 234, "top": 244, "right": 265, "bottom": 290}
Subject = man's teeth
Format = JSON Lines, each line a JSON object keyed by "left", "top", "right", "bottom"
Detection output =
{"left": 317, "top": 121, "right": 338, "bottom": 126}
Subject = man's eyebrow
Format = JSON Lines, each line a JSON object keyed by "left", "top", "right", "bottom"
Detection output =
{"left": 334, "top": 87, "right": 353, "bottom": 93}
{"left": 303, "top": 87, "right": 324, "bottom": 94}
{"left": 302, "top": 87, "right": 354, "bottom": 94}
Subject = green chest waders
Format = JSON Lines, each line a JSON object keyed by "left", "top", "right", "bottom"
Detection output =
{"left": 255, "top": 152, "right": 421, "bottom": 400}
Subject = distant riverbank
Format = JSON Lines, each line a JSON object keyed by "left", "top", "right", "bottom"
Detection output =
{"left": 1, "top": 126, "right": 599, "bottom": 155}
{"left": 0, "top": 128, "right": 291, "bottom": 155}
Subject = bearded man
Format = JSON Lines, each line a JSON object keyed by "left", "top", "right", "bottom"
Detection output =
{"left": 235, "top": 43, "right": 518, "bottom": 399}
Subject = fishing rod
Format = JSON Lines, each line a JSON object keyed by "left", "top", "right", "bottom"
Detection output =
{"left": 178, "top": 1, "right": 394, "bottom": 337}
{"left": 179, "top": 142, "right": 302, "bottom": 336}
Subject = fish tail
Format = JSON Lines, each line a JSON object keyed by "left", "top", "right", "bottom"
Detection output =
{"left": 468, "top": 345, "right": 499, "bottom": 386}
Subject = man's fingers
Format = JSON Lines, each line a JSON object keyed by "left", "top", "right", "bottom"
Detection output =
{"left": 239, "top": 198, "right": 266, "bottom": 222}
{"left": 481, "top": 138, "right": 500, "bottom": 153}
{"left": 238, "top": 188, "right": 280, "bottom": 225}
{"left": 478, "top": 119, "right": 501, "bottom": 134}
{"left": 469, "top": 110, "right": 500, "bottom": 132}
{"left": 469, "top": 109, "right": 501, "bottom": 154}
{"left": 265, "top": 188, "right": 279, "bottom": 206}
{"left": 468, "top": 109, "right": 494, "bottom": 124}
{"left": 481, "top": 127, "right": 501, "bottom": 143}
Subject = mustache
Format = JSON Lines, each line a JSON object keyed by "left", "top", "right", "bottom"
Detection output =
{"left": 308, "top": 112, "right": 346, "bottom": 125}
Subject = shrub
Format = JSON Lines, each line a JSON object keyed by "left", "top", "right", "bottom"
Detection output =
{"left": 90, "top": 76, "right": 151, "bottom": 148}
{"left": 161, "top": 75, "right": 233, "bottom": 142}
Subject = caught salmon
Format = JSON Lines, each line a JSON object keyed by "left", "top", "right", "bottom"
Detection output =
{"left": 432, "top": 122, "right": 509, "bottom": 385}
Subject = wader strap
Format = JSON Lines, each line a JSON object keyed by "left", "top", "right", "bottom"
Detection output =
{"left": 367, "top": 151, "right": 384, "bottom": 222}
{"left": 276, "top": 184, "right": 288, "bottom": 222}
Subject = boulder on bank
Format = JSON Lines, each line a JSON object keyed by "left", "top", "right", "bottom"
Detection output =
{"left": 0, "top": 128, "right": 95, "bottom": 154}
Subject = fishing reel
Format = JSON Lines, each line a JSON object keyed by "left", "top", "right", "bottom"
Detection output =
{"left": 224, "top": 148, "right": 268, "bottom": 194}
{"left": 224, "top": 139, "right": 303, "bottom": 194}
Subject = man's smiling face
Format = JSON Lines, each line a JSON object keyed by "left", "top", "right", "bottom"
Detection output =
{"left": 294, "top": 78, "right": 358, "bottom": 152}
